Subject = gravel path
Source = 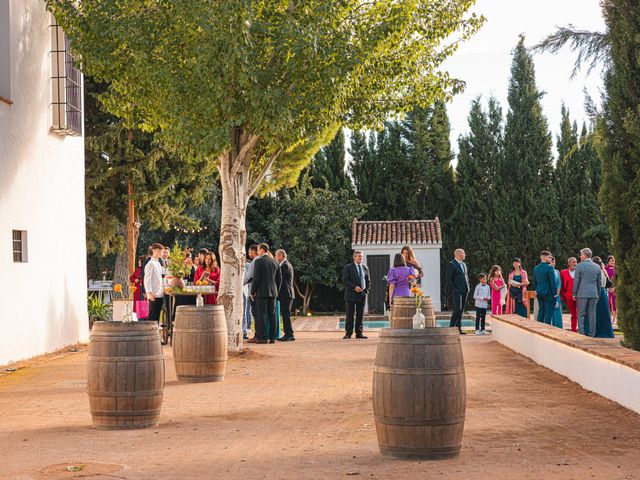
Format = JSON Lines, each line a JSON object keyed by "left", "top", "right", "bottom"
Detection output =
{"left": 1, "top": 332, "right": 639, "bottom": 479}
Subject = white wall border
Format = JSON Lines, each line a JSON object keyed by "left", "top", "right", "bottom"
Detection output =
{"left": 492, "top": 317, "right": 640, "bottom": 415}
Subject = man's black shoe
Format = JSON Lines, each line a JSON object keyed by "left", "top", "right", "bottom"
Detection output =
{"left": 268, "top": 339, "right": 276, "bottom": 344}
{"left": 277, "top": 335, "right": 294, "bottom": 342}
{"left": 356, "top": 334, "right": 368, "bottom": 339}
{"left": 243, "top": 334, "right": 249, "bottom": 340}
{"left": 459, "top": 330, "right": 467, "bottom": 335}
{"left": 343, "top": 334, "right": 352, "bottom": 339}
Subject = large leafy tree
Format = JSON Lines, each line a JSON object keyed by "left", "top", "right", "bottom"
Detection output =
{"left": 496, "top": 36, "right": 559, "bottom": 272}
{"left": 49, "top": 0, "right": 483, "bottom": 348}
{"left": 268, "top": 176, "right": 366, "bottom": 313}
{"left": 597, "top": 0, "right": 640, "bottom": 350}
{"left": 84, "top": 78, "right": 212, "bottom": 292}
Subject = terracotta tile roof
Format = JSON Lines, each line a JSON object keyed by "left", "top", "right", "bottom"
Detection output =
{"left": 351, "top": 218, "right": 442, "bottom": 246}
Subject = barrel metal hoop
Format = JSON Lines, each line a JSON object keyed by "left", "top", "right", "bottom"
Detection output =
{"left": 90, "top": 409, "right": 161, "bottom": 417}
{"left": 374, "top": 415, "right": 465, "bottom": 426}
{"left": 88, "top": 390, "right": 164, "bottom": 397}
{"left": 373, "top": 366, "right": 465, "bottom": 375}
{"left": 88, "top": 355, "right": 164, "bottom": 362}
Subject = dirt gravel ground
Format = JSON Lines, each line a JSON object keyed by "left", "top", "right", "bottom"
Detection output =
{"left": 1, "top": 331, "right": 639, "bottom": 480}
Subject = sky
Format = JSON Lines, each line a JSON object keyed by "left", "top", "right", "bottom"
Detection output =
{"left": 443, "top": 0, "right": 607, "bottom": 156}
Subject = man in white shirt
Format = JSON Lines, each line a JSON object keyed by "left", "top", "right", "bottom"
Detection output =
{"left": 144, "top": 243, "right": 165, "bottom": 321}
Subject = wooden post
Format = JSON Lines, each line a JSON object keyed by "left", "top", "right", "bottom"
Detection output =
{"left": 127, "top": 182, "right": 135, "bottom": 276}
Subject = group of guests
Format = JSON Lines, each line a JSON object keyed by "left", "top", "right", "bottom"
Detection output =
{"left": 244, "top": 243, "right": 296, "bottom": 344}
{"left": 445, "top": 248, "right": 617, "bottom": 338}
{"left": 534, "top": 249, "right": 615, "bottom": 338}
{"left": 446, "top": 251, "right": 532, "bottom": 335}
{"left": 341, "top": 246, "right": 423, "bottom": 339}
{"left": 129, "top": 244, "right": 223, "bottom": 318}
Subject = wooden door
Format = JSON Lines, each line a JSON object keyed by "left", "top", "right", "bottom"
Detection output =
{"left": 367, "top": 255, "right": 390, "bottom": 314}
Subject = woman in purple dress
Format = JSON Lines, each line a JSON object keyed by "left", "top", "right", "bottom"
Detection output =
{"left": 387, "top": 254, "right": 417, "bottom": 305}
{"left": 605, "top": 255, "right": 617, "bottom": 325}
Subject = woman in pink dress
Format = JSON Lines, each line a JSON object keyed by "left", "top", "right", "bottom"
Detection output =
{"left": 605, "top": 255, "right": 617, "bottom": 324}
{"left": 488, "top": 265, "right": 507, "bottom": 315}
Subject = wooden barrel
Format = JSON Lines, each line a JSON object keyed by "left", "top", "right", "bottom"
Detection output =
{"left": 390, "top": 296, "right": 436, "bottom": 328}
{"left": 372, "top": 328, "right": 466, "bottom": 460}
{"left": 87, "top": 321, "right": 164, "bottom": 430}
{"left": 172, "top": 305, "right": 228, "bottom": 383}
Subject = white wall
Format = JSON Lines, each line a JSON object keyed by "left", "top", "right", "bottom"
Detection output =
{"left": 0, "top": 0, "right": 88, "bottom": 364}
{"left": 354, "top": 245, "right": 442, "bottom": 311}
{"left": 492, "top": 317, "right": 640, "bottom": 416}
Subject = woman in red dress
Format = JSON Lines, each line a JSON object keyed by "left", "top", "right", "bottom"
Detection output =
{"left": 129, "top": 256, "right": 145, "bottom": 314}
{"left": 194, "top": 252, "right": 220, "bottom": 304}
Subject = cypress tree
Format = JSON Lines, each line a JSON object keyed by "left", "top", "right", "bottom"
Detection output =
{"left": 498, "top": 35, "right": 559, "bottom": 272}
{"left": 556, "top": 115, "right": 611, "bottom": 263}
{"left": 598, "top": 0, "right": 640, "bottom": 349}
{"left": 309, "top": 128, "right": 352, "bottom": 192}
{"left": 404, "top": 102, "right": 456, "bottom": 222}
{"left": 451, "top": 97, "right": 504, "bottom": 277}
{"left": 555, "top": 104, "right": 580, "bottom": 261}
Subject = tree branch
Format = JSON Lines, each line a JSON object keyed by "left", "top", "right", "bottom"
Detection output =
{"left": 230, "top": 133, "right": 260, "bottom": 178}
{"left": 248, "top": 149, "right": 282, "bottom": 198}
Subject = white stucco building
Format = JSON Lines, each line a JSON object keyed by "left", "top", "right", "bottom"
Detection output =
{"left": 0, "top": 1, "right": 88, "bottom": 364}
{"left": 352, "top": 218, "right": 443, "bottom": 313}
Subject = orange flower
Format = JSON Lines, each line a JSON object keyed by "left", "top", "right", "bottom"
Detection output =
{"left": 130, "top": 285, "right": 136, "bottom": 292}
{"left": 164, "top": 287, "right": 173, "bottom": 294}
{"left": 408, "top": 275, "right": 415, "bottom": 280}
{"left": 113, "top": 284, "right": 122, "bottom": 293}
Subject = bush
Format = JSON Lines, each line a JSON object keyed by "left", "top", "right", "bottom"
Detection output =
{"left": 87, "top": 294, "right": 111, "bottom": 328}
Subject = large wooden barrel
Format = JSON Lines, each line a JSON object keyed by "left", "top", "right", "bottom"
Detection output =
{"left": 390, "top": 296, "right": 436, "bottom": 328}
{"left": 87, "top": 321, "right": 164, "bottom": 430}
{"left": 172, "top": 305, "right": 228, "bottom": 383}
{"left": 373, "top": 328, "right": 466, "bottom": 459}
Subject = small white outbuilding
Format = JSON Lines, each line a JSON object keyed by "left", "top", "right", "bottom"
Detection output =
{"left": 351, "top": 218, "right": 442, "bottom": 314}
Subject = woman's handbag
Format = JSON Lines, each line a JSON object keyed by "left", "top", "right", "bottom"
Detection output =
{"left": 605, "top": 277, "right": 614, "bottom": 289}
{"left": 135, "top": 300, "right": 149, "bottom": 319}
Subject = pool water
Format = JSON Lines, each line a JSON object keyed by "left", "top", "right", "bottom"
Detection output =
{"left": 337, "top": 318, "right": 477, "bottom": 329}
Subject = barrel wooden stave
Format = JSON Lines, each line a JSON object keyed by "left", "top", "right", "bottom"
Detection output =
{"left": 372, "top": 328, "right": 466, "bottom": 460}
{"left": 172, "top": 305, "right": 228, "bottom": 383}
{"left": 390, "top": 296, "right": 436, "bottom": 328}
{"left": 87, "top": 321, "right": 164, "bottom": 430}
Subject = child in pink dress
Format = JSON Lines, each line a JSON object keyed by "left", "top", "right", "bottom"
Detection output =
{"left": 488, "top": 265, "right": 507, "bottom": 315}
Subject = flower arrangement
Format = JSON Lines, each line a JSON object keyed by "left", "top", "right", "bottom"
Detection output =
{"left": 167, "top": 242, "right": 192, "bottom": 280}
{"left": 408, "top": 275, "right": 424, "bottom": 309}
{"left": 113, "top": 283, "right": 125, "bottom": 300}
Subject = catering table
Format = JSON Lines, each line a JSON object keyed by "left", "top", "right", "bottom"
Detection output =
{"left": 160, "top": 288, "right": 216, "bottom": 345}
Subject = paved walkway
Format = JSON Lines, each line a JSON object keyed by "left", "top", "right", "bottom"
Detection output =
{"left": 1, "top": 332, "right": 639, "bottom": 479}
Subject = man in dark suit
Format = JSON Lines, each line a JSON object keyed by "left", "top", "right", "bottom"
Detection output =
{"left": 533, "top": 250, "right": 559, "bottom": 326}
{"left": 275, "top": 249, "right": 295, "bottom": 341}
{"left": 249, "top": 243, "right": 282, "bottom": 344}
{"left": 342, "top": 250, "right": 370, "bottom": 339}
{"left": 445, "top": 248, "right": 470, "bottom": 334}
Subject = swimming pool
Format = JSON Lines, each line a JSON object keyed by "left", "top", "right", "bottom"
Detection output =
{"left": 337, "top": 318, "right": 478, "bottom": 329}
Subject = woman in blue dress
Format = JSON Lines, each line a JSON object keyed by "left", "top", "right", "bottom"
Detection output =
{"left": 550, "top": 257, "right": 564, "bottom": 329}
{"left": 593, "top": 257, "right": 615, "bottom": 338}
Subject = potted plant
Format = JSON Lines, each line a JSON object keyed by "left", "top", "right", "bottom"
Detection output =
{"left": 167, "top": 242, "right": 191, "bottom": 288}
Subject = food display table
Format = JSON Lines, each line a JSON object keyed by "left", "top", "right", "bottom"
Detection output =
{"left": 160, "top": 287, "right": 216, "bottom": 345}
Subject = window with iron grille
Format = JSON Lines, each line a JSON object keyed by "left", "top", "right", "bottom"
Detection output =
{"left": 50, "top": 15, "right": 82, "bottom": 136}
{"left": 12, "top": 230, "right": 28, "bottom": 263}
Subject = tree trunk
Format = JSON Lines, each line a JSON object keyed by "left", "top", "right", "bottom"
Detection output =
{"left": 113, "top": 219, "right": 140, "bottom": 299}
{"left": 113, "top": 226, "right": 130, "bottom": 298}
{"left": 303, "top": 284, "right": 315, "bottom": 315}
{"left": 217, "top": 129, "right": 277, "bottom": 350}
